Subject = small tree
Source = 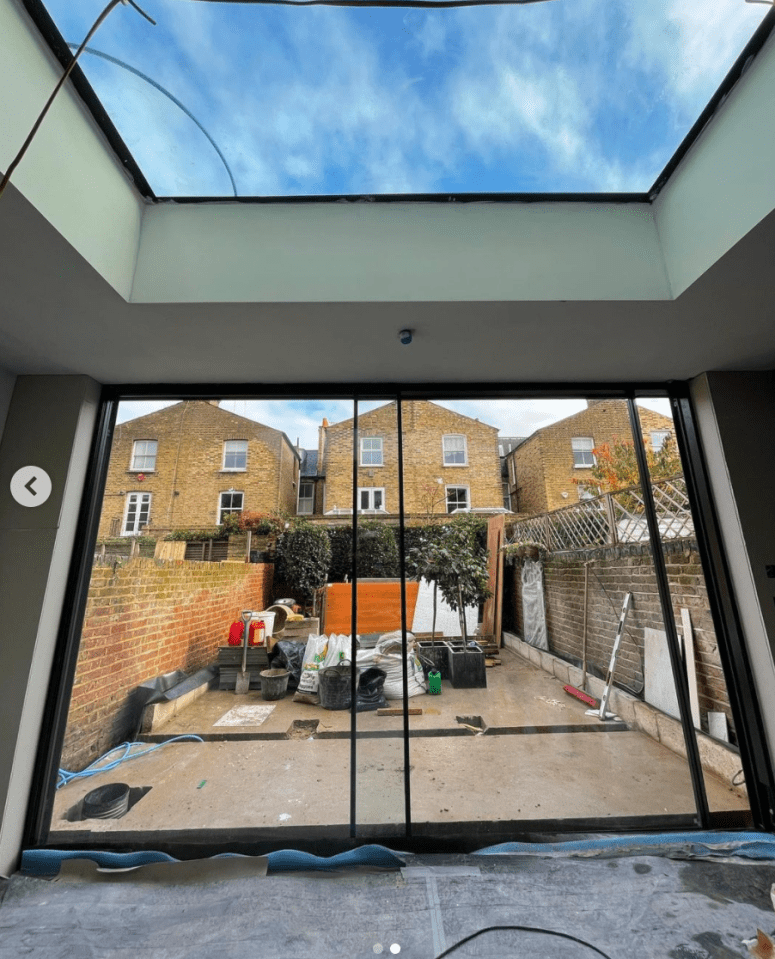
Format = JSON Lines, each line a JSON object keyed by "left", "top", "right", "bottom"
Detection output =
{"left": 274, "top": 519, "right": 332, "bottom": 604}
{"left": 409, "top": 516, "right": 491, "bottom": 643}
{"left": 575, "top": 434, "right": 683, "bottom": 499}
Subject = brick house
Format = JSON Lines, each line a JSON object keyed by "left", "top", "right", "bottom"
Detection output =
{"left": 98, "top": 401, "right": 301, "bottom": 538}
{"left": 504, "top": 400, "right": 676, "bottom": 515}
{"left": 312, "top": 400, "right": 504, "bottom": 517}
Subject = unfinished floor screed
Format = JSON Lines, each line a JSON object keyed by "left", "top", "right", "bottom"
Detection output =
{"left": 51, "top": 648, "right": 747, "bottom": 840}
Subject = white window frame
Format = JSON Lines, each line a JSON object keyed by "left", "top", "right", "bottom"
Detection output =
{"left": 122, "top": 492, "right": 152, "bottom": 535}
{"left": 218, "top": 490, "right": 244, "bottom": 524}
{"left": 297, "top": 480, "right": 315, "bottom": 515}
{"left": 446, "top": 485, "right": 470, "bottom": 513}
{"left": 650, "top": 430, "right": 670, "bottom": 452}
{"left": 360, "top": 436, "right": 383, "bottom": 466}
{"left": 222, "top": 439, "right": 248, "bottom": 471}
{"left": 572, "top": 436, "right": 596, "bottom": 468}
{"left": 443, "top": 434, "right": 468, "bottom": 466}
{"left": 130, "top": 439, "right": 157, "bottom": 472}
{"left": 358, "top": 487, "right": 386, "bottom": 513}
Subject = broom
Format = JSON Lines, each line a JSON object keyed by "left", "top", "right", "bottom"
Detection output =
{"left": 563, "top": 562, "right": 600, "bottom": 709}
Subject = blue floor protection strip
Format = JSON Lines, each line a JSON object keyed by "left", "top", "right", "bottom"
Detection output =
{"left": 21, "top": 832, "right": 775, "bottom": 877}
{"left": 20, "top": 844, "right": 406, "bottom": 877}
{"left": 474, "top": 830, "right": 775, "bottom": 859}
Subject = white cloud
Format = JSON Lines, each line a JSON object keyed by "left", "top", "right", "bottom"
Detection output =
{"left": 622, "top": 0, "right": 768, "bottom": 112}
{"left": 44, "top": 0, "right": 769, "bottom": 196}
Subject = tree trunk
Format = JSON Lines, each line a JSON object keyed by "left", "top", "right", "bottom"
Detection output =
{"left": 431, "top": 579, "right": 438, "bottom": 645}
{"left": 457, "top": 582, "right": 467, "bottom": 642}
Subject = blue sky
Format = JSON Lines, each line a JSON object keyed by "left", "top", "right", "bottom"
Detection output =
{"left": 116, "top": 397, "right": 672, "bottom": 448}
{"left": 41, "top": 0, "right": 767, "bottom": 196}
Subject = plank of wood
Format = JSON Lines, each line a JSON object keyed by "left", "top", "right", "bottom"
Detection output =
{"left": 377, "top": 708, "right": 423, "bottom": 716}
{"left": 681, "top": 607, "right": 701, "bottom": 729}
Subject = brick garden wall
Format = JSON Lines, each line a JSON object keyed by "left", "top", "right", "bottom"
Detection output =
{"left": 509, "top": 539, "right": 733, "bottom": 738}
{"left": 61, "top": 559, "right": 274, "bottom": 771}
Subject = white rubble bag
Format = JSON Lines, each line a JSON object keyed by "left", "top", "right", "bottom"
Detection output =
{"left": 373, "top": 632, "right": 427, "bottom": 699}
{"left": 293, "top": 634, "right": 355, "bottom": 704}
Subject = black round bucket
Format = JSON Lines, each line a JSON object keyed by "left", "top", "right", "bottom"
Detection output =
{"left": 260, "top": 668, "right": 290, "bottom": 701}
{"left": 82, "top": 782, "right": 130, "bottom": 820}
{"left": 319, "top": 662, "right": 359, "bottom": 710}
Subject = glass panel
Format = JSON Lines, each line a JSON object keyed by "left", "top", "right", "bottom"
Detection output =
{"left": 52, "top": 398, "right": 362, "bottom": 843}
{"left": 404, "top": 397, "right": 703, "bottom": 833}
{"left": 37, "top": 0, "right": 770, "bottom": 197}
{"left": 635, "top": 397, "right": 751, "bottom": 824}
{"left": 353, "top": 400, "right": 406, "bottom": 833}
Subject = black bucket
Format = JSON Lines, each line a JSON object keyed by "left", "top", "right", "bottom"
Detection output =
{"left": 319, "top": 661, "right": 359, "bottom": 710}
{"left": 82, "top": 782, "right": 130, "bottom": 820}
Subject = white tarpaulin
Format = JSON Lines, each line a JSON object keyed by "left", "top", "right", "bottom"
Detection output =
{"left": 521, "top": 558, "right": 548, "bottom": 649}
{"left": 411, "top": 579, "right": 478, "bottom": 636}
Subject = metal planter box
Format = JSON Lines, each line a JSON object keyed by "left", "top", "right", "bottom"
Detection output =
{"left": 448, "top": 644, "right": 487, "bottom": 689}
{"left": 417, "top": 640, "right": 450, "bottom": 680}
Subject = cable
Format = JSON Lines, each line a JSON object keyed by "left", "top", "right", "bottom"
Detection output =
{"left": 433, "top": 924, "right": 613, "bottom": 959}
{"left": 57, "top": 735, "right": 204, "bottom": 790}
{"left": 66, "top": 45, "right": 238, "bottom": 197}
{"left": 0, "top": 0, "right": 155, "bottom": 201}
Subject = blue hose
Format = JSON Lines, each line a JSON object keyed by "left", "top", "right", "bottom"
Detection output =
{"left": 57, "top": 736, "right": 204, "bottom": 790}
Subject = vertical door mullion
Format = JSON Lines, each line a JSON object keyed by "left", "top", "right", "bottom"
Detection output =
{"left": 396, "top": 396, "right": 412, "bottom": 836}
{"left": 628, "top": 399, "right": 711, "bottom": 827}
{"left": 350, "top": 399, "right": 359, "bottom": 837}
{"left": 671, "top": 393, "right": 775, "bottom": 830}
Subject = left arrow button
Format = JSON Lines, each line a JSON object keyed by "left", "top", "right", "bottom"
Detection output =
{"left": 11, "top": 466, "right": 52, "bottom": 507}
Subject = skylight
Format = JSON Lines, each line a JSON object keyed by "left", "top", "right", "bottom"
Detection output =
{"left": 31, "top": 0, "right": 772, "bottom": 198}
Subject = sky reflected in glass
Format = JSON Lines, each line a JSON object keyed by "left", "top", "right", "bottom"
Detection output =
{"left": 41, "top": 0, "right": 769, "bottom": 196}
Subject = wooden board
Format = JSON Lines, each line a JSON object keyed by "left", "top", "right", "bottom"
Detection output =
{"left": 322, "top": 581, "right": 419, "bottom": 635}
{"left": 377, "top": 708, "right": 423, "bottom": 716}
{"left": 481, "top": 515, "right": 505, "bottom": 644}
{"left": 154, "top": 540, "right": 186, "bottom": 561}
{"left": 681, "top": 607, "right": 701, "bottom": 729}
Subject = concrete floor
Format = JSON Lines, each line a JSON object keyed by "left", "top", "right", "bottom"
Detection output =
{"left": 4, "top": 852, "right": 775, "bottom": 958}
{"left": 51, "top": 649, "right": 747, "bottom": 839}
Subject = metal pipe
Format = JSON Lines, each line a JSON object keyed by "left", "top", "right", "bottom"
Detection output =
{"left": 582, "top": 562, "right": 590, "bottom": 690}
{"left": 627, "top": 399, "right": 710, "bottom": 827}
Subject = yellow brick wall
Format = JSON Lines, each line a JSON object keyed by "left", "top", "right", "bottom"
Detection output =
{"left": 320, "top": 400, "right": 502, "bottom": 516}
{"left": 98, "top": 401, "right": 300, "bottom": 538}
{"left": 509, "top": 400, "right": 676, "bottom": 514}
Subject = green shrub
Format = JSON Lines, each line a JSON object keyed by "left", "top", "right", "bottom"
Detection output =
{"left": 164, "top": 528, "right": 225, "bottom": 541}
{"left": 275, "top": 520, "right": 332, "bottom": 602}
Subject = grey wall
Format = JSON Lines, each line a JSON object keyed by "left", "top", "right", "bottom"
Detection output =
{"left": 691, "top": 372, "right": 775, "bottom": 779}
{"left": 0, "top": 375, "right": 100, "bottom": 876}
{"left": 0, "top": 368, "right": 16, "bottom": 440}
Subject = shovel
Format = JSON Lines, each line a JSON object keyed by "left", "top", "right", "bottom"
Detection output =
{"left": 235, "top": 609, "right": 252, "bottom": 694}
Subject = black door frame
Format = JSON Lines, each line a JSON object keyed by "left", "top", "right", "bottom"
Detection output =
{"left": 23, "top": 381, "right": 774, "bottom": 855}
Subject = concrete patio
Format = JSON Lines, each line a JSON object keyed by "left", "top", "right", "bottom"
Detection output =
{"left": 49, "top": 648, "right": 748, "bottom": 842}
